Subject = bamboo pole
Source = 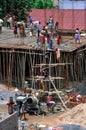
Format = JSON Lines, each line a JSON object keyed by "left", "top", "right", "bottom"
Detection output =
{"left": 49, "top": 77, "right": 67, "bottom": 111}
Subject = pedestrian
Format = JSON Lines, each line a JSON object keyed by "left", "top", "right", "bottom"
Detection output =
{"left": 48, "top": 21, "right": 53, "bottom": 33}
{"left": 6, "top": 15, "right": 11, "bottom": 29}
{"left": 19, "top": 23, "right": 24, "bottom": 37}
{"left": 40, "top": 64, "right": 48, "bottom": 78}
{"left": 49, "top": 16, "right": 53, "bottom": 24}
{"left": 13, "top": 22, "right": 18, "bottom": 37}
{"left": 48, "top": 32, "right": 53, "bottom": 49}
{"left": 55, "top": 48, "right": 60, "bottom": 60}
{"left": 45, "top": 22, "right": 49, "bottom": 33}
{"left": 46, "top": 32, "right": 50, "bottom": 45}
{"left": 56, "top": 33, "right": 62, "bottom": 46}
{"left": 54, "top": 21, "right": 59, "bottom": 32}
{"left": 36, "top": 22, "right": 41, "bottom": 44}
{"left": 0, "top": 18, "right": 3, "bottom": 33}
{"left": 54, "top": 21, "right": 59, "bottom": 37}
{"left": 29, "top": 23, "right": 34, "bottom": 37}
{"left": 20, "top": 103, "right": 27, "bottom": 120}
{"left": 75, "top": 28, "right": 80, "bottom": 43}
{"left": 29, "top": 16, "right": 33, "bottom": 25}
{"left": 40, "top": 30, "right": 45, "bottom": 48}
{"left": 9, "top": 15, "right": 13, "bottom": 29}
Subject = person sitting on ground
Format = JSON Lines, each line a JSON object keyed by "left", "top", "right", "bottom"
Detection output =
{"left": 76, "top": 94, "right": 82, "bottom": 102}
{"left": 46, "top": 92, "right": 55, "bottom": 113}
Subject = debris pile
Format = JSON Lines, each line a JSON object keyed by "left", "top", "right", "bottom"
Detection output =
{"left": 0, "top": 112, "right": 9, "bottom": 121}
{"left": 58, "top": 103, "right": 86, "bottom": 127}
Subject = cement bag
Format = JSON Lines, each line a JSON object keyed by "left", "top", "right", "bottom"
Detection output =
{"left": 29, "top": 31, "right": 32, "bottom": 37}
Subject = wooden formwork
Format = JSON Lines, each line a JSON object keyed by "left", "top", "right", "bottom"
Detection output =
{"left": 0, "top": 39, "right": 86, "bottom": 90}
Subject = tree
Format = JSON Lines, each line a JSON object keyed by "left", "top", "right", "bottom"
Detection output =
{"left": 32, "top": 0, "right": 53, "bottom": 9}
{"left": 0, "top": 0, "right": 32, "bottom": 21}
{"left": 46, "top": 0, "right": 53, "bottom": 9}
{"left": 34, "top": 0, "right": 44, "bottom": 9}
{"left": 0, "top": 0, "right": 53, "bottom": 21}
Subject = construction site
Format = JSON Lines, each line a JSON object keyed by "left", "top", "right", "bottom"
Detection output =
{"left": 0, "top": 1, "right": 86, "bottom": 129}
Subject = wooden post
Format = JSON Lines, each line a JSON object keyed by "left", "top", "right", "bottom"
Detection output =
{"left": 49, "top": 77, "right": 67, "bottom": 111}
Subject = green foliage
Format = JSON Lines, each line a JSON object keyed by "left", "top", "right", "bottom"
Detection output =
{"left": 13, "top": 0, "right": 32, "bottom": 21}
{"left": 46, "top": 0, "right": 53, "bottom": 9}
{"left": 34, "top": 0, "right": 44, "bottom": 9}
{"left": 32, "top": 0, "right": 53, "bottom": 9}
{"left": 0, "top": 7, "right": 3, "bottom": 18}
{"left": 0, "top": 0, "right": 53, "bottom": 21}
{"left": 0, "top": 0, "right": 32, "bottom": 21}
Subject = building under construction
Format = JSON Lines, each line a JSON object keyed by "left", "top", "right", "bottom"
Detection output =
{"left": 0, "top": 27, "right": 86, "bottom": 91}
{"left": 0, "top": 0, "right": 86, "bottom": 90}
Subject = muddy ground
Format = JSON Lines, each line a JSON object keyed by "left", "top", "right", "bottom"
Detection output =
{"left": 0, "top": 83, "right": 86, "bottom": 130}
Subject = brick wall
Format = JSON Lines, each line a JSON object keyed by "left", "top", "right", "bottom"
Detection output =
{"left": 29, "top": 9, "right": 86, "bottom": 30}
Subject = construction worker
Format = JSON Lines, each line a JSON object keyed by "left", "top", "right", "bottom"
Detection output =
{"left": 20, "top": 103, "right": 27, "bottom": 120}
{"left": 46, "top": 92, "right": 55, "bottom": 113}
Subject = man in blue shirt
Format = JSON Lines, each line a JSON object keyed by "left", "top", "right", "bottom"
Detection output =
{"left": 29, "top": 16, "right": 33, "bottom": 24}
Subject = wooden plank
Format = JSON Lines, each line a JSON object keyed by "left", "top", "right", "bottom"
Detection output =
{"left": 27, "top": 76, "right": 64, "bottom": 81}
{"left": 32, "top": 63, "right": 73, "bottom": 68}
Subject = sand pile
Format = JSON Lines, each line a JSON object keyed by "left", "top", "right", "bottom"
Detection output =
{"left": 0, "top": 84, "right": 8, "bottom": 90}
{"left": 58, "top": 103, "right": 86, "bottom": 127}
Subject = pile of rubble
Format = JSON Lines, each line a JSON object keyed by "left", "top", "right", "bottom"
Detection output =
{"left": 58, "top": 103, "right": 86, "bottom": 127}
{"left": 0, "top": 112, "right": 9, "bottom": 122}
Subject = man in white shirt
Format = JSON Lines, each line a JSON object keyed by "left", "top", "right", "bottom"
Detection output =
{"left": 0, "top": 19, "right": 3, "bottom": 33}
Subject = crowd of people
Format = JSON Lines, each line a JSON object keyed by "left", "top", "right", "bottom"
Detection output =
{"left": 0, "top": 15, "right": 62, "bottom": 48}
{"left": 28, "top": 16, "right": 81, "bottom": 48}
{"left": 0, "top": 14, "right": 27, "bottom": 38}
{"left": 0, "top": 14, "right": 81, "bottom": 47}
{"left": 29, "top": 15, "right": 62, "bottom": 49}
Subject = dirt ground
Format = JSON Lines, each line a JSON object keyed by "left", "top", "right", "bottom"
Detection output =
{"left": 0, "top": 84, "right": 86, "bottom": 129}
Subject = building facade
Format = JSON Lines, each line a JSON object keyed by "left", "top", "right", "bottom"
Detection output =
{"left": 53, "top": 0, "right": 86, "bottom": 9}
